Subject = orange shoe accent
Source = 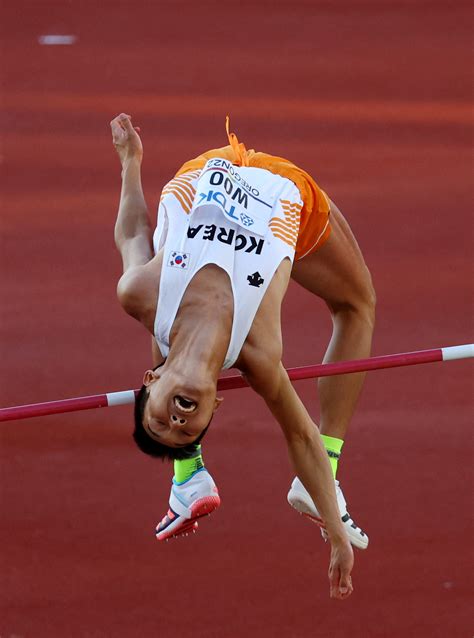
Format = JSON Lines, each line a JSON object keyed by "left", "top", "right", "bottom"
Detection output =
{"left": 189, "top": 495, "right": 221, "bottom": 519}
{"left": 156, "top": 494, "right": 221, "bottom": 542}
{"left": 302, "top": 512, "right": 325, "bottom": 528}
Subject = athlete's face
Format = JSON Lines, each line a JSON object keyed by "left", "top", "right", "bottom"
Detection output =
{"left": 141, "top": 369, "right": 222, "bottom": 448}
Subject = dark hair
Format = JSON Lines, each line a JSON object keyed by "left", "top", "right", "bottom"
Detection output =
{"left": 133, "top": 383, "right": 211, "bottom": 461}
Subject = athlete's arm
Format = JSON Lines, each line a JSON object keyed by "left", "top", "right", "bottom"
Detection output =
{"left": 245, "top": 361, "right": 354, "bottom": 600}
{"left": 111, "top": 113, "right": 153, "bottom": 273}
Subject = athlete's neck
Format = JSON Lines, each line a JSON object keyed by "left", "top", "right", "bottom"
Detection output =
{"left": 164, "top": 328, "right": 225, "bottom": 399}
{"left": 166, "top": 263, "right": 233, "bottom": 388}
{"left": 167, "top": 308, "right": 232, "bottom": 390}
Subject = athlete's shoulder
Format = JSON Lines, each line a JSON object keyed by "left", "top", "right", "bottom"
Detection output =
{"left": 237, "top": 327, "right": 283, "bottom": 395}
{"left": 237, "top": 346, "right": 285, "bottom": 401}
{"left": 116, "top": 259, "right": 160, "bottom": 326}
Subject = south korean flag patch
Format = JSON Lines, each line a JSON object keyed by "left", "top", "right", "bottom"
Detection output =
{"left": 168, "top": 251, "right": 190, "bottom": 269}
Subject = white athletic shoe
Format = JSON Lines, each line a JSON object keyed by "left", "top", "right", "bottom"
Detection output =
{"left": 287, "top": 477, "right": 369, "bottom": 550}
{"left": 155, "top": 469, "right": 221, "bottom": 541}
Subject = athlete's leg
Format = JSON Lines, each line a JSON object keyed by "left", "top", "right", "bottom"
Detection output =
{"left": 288, "top": 201, "right": 374, "bottom": 549}
{"left": 291, "top": 201, "right": 376, "bottom": 441}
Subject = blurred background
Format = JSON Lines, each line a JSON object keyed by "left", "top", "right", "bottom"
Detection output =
{"left": 1, "top": 1, "right": 473, "bottom": 637}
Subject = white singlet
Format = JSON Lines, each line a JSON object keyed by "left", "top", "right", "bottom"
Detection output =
{"left": 153, "top": 158, "right": 303, "bottom": 369}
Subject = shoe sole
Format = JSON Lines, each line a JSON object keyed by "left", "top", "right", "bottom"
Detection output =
{"left": 288, "top": 493, "right": 369, "bottom": 551}
{"left": 289, "top": 495, "right": 325, "bottom": 528}
{"left": 156, "top": 495, "right": 221, "bottom": 542}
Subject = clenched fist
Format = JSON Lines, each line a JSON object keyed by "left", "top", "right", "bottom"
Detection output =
{"left": 110, "top": 113, "right": 143, "bottom": 168}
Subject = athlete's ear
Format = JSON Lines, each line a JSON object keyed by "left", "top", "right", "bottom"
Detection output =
{"left": 213, "top": 396, "right": 224, "bottom": 413}
{"left": 143, "top": 369, "right": 159, "bottom": 386}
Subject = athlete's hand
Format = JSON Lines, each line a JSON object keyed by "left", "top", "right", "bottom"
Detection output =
{"left": 328, "top": 539, "right": 354, "bottom": 600}
{"left": 110, "top": 113, "right": 143, "bottom": 167}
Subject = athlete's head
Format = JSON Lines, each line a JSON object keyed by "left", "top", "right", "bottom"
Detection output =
{"left": 133, "top": 363, "right": 223, "bottom": 461}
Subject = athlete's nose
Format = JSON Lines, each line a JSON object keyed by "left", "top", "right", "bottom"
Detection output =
{"left": 170, "top": 414, "right": 187, "bottom": 428}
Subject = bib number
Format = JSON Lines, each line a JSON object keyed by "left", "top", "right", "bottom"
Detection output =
{"left": 193, "top": 160, "right": 274, "bottom": 236}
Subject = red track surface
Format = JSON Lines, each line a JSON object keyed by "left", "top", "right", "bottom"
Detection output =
{"left": 1, "top": 2, "right": 473, "bottom": 637}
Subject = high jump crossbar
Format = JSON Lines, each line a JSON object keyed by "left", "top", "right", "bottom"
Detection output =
{"left": 1, "top": 344, "right": 472, "bottom": 423}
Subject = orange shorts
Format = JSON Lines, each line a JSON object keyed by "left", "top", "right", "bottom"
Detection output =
{"left": 293, "top": 186, "right": 331, "bottom": 260}
{"left": 176, "top": 143, "right": 331, "bottom": 261}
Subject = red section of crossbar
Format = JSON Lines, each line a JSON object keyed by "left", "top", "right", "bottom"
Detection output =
{"left": 0, "top": 347, "right": 445, "bottom": 422}
{"left": 217, "top": 348, "right": 443, "bottom": 390}
{"left": 0, "top": 394, "right": 111, "bottom": 422}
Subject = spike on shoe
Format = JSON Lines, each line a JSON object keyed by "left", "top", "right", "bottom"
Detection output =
{"left": 156, "top": 495, "right": 221, "bottom": 541}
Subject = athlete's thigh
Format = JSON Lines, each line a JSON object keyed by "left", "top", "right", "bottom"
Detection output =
{"left": 291, "top": 201, "right": 374, "bottom": 308}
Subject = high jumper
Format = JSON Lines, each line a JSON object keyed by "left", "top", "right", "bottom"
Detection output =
{"left": 2, "top": 112, "right": 472, "bottom": 594}
{"left": 109, "top": 111, "right": 381, "bottom": 600}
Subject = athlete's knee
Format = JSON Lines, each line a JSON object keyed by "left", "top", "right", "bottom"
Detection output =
{"left": 360, "top": 281, "right": 376, "bottom": 330}
{"left": 359, "top": 268, "right": 376, "bottom": 322}
{"left": 328, "top": 268, "right": 376, "bottom": 329}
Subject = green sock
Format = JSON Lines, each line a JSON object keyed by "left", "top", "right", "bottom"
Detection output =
{"left": 321, "top": 434, "right": 344, "bottom": 479}
{"left": 174, "top": 445, "right": 205, "bottom": 483}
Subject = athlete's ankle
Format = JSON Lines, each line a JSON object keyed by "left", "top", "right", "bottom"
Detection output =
{"left": 173, "top": 446, "right": 205, "bottom": 483}
{"left": 320, "top": 434, "right": 344, "bottom": 479}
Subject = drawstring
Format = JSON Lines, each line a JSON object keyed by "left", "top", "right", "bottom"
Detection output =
{"left": 225, "top": 115, "right": 250, "bottom": 167}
